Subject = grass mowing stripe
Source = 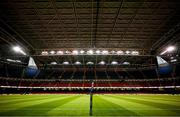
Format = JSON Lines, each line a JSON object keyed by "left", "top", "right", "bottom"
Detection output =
{"left": 93, "top": 95, "right": 137, "bottom": 116}
{"left": 48, "top": 95, "right": 89, "bottom": 116}
{"left": 132, "top": 96, "right": 180, "bottom": 106}
{"left": 109, "top": 95, "right": 180, "bottom": 115}
{"left": 134, "top": 95, "right": 180, "bottom": 103}
{"left": 100, "top": 95, "right": 159, "bottom": 112}
{"left": 0, "top": 94, "right": 180, "bottom": 116}
{"left": 104, "top": 95, "right": 178, "bottom": 116}
{"left": 136, "top": 95, "right": 180, "bottom": 102}
{"left": 0, "top": 95, "right": 70, "bottom": 113}
{"left": 0, "top": 95, "right": 53, "bottom": 104}
{"left": 0, "top": 95, "right": 80, "bottom": 116}
{"left": 0, "top": 96, "right": 60, "bottom": 108}
{"left": 119, "top": 95, "right": 180, "bottom": 109}
{"left": 109, "top": 94, "right": 180, "bottom": 107}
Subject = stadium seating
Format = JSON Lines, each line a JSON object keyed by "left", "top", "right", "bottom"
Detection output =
{"left": 1, "top": 77, "right": 179, "bottom": 88}
{"left": 0, "top": 63, "right": 180, "bottom": 94}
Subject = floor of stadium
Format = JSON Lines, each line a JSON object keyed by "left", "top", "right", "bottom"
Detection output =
{"left": 0, "top": 94, "right": 180, "bottom": 116}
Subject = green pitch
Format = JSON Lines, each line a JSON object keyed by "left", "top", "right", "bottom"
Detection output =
{"left": 0, "top": 94, "right": 180, "bottom": 116}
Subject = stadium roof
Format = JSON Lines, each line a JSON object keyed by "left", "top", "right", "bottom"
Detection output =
{"left": 0, "top": 0, "right": 180, "bottom": 67}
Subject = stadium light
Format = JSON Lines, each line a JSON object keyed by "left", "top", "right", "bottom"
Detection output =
{"left": 50, "top": 62, "right": 57, "bottom": 65}
{"left": 123, "top": 62, "right": 130, "bottom": 65}
{"left": 132, "top": 51, "right": 139, "bottom": 55}
{"left": 99, "top": 61, "right": 105, "bottom": 65}
{"left": 87, "top": 61, "right": 94, "bottom": 65}
{"left": 74, "top": 61, "right": 81, "bottom": 65}
{"left": 111, "top": 50, "right": 116, "bottom": 54}
{"left": 13, "top": 46, "right": 21, "bottom": 52}
{"left": 80, "top": 50, "right": 85, "bottom": 54}
{"left": 63, "top": 61, "right": 69, "bottom": 65}
{"left": 117, "top": 50, "right": 124, "bottom": 55}
{"left": 102, "top": 50, "right": 108, "bottom": 54}
{"left": 170, "top": 57, "right": 174, "bottom": 59}
{"left": 40, "top": 49, "right": 141, "bottom": 56}
{"left": 87, "top": 50, "right": 94, "bottom": 55}
{"left": 160, "top": 46, "right": 176, "bottom": 55}
{"left": 96, "top": 50, "right": 101, "bottom": 54}
{"left": 65, "top": 50, "right": 71, "bottom": 54}
{"left": 41, "top": 51, "right": 48, "bottom": 55}
{"left": 12, "top": 46, "right": 27, "bottom": 55}
{"left": 72, "top": 50, "right": 79, "bottom": 55}
{"left": 111, "top": 61, "right": 118, "bottom": 65}
{"left": 57, "top": 51, "right": 63, "bottom": 55}
{"left": 125, "top": 50, "right": 130, "bottom": 55}
{"left": 167, "top": 46, "right": 176, "bottom": 52}
{"left": 49, "top": 50, "right": 55, "bottom": 55}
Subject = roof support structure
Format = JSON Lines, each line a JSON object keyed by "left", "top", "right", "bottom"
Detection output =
{"left": 151, "top": 22, "right": 180, "bottom": 52}
{"left": 92, "top": 0, "right": 100, "bottom": 48}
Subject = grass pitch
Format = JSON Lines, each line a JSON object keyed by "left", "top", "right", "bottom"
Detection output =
{"left": 0, "top": 94, "right": 180, "bottom": 116}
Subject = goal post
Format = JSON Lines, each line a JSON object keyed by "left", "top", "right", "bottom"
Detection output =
{"left": 89, "top": 81, "right": 94, "bottom": 116}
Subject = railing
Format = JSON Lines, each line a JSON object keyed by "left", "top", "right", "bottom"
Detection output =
{"left": 1, "top": 85, "right": 180, "bottom": 89}
{"left": 0, "top": 76, "right": 179, "bottom": 82}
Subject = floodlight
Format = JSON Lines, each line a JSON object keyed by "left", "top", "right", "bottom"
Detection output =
{"left": 123, "top": 62, "right": 130, "bottom": 65}
{"left": 87, "top": 50, "right": 93, "bottom": 54}
{"left": 51, "top": 62, "right": 57, "bottom": 65}
{"left": 111, "top": 61, "right": 118, "bottom": 65}
{"left": 74, "top": 61, "right": 81, "bottom": 65}
{"left": 96, "top": 50, "right": 101, "bottom": 54}
{"left": 111, "top": 50, "right": 116, "bottom": 54}
{"left": 132, "top": 51, "right": 139, "bottom": 55}
{"left": 65, "top": 50, "right": 71, "bottom": 54}
{"left": 125, "top": 51, "right": 130, "bottom": 54}
{"left": 87, "top": 61, "right": 94, "bottom": 65}
{"left": 41, "top": 51, "right": 48, "bottom": 55}
{"left": 160, "top": 46, "right": 176, "bottom": 55}
{"left": 117, "top": 50, "right": 124, "bottom": 55}
{"left": 63, "top": 61, "right": 69, "bottom": 65}
{"left": 102, "top": 50, "right": 108, "bottom": 54}
{"left": 99, "top": 61, "right": 105, "bottom": 65}
{"left": 72, "top": 50, "right": 79, "bottom": 55}
{"left": 13, "top": 46, "right": 21, "bottom": 52}
{"left": 167, "top": 46, "right": 175, "bottom": 52}
{"left": 50, "top": 50, "right": 55, "bottom": 54}
{"left": 12, "top": 46, "right": 27, "bottom": 55}
{"left": 57, "top": 51, "right": 63, "bottom": 55}
{"left": 80, "top": 50, "right": 85, "bottom": 54}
